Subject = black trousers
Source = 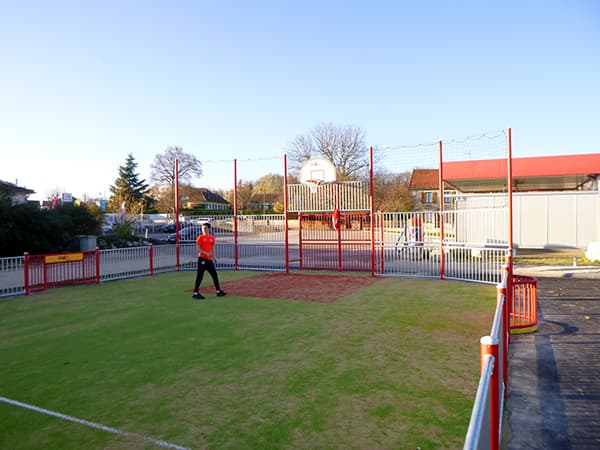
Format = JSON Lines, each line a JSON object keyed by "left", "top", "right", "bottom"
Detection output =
{"left": 194, "top": 257, "right": 221, "bottom": 292}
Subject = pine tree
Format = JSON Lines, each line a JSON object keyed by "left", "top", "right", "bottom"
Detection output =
{"left": 109, "top": 154, "right": 149, "bottom": 214}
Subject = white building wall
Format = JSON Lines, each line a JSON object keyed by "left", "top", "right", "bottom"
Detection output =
{"left": 457, "top": 191, "right": 600, "bottom": 249}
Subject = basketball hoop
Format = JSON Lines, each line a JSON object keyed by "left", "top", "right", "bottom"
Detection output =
{"left": 305, "top": 179, "right": 321, "bottom": 195}
{"left": 299, "top": 158, "right": 337, "bottom": 184}
{"left": 299, "top": 158, "right": 336, "bottom": 195}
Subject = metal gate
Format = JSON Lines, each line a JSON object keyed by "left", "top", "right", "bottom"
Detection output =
{"left": 299, "top": 212, "right": 373, "bottom": 271}
{"left": 25, "top": 250, "right": 99, "bottom": 294}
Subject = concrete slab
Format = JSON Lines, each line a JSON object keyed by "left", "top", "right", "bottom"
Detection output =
{"left": 503, "top": 277, "right": 600, "bottom": 449}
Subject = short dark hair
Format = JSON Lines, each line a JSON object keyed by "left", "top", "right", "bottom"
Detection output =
{"left": 202, "top": 222, "right": 211, "bottom": 228}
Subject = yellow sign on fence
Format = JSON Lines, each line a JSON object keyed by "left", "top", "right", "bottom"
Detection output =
{"left": 45, "top": 252, "right": 84, "bottom": 264}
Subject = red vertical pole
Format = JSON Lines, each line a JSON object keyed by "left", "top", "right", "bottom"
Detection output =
{"left": 175, "top": 159, "right": 180, "bottom": 271}
{"left": 299, "top": 213, "right": 303, "bottom": 270}
{"left": 379, "top": 213, "right": 385, "bottom": 274}
{"left": 233, "top": 159, "right": 239, "bottom": 271}
{"left": 481, "top": 336, "right": 500, "bottom": 450}
{"left": 438, "top": 140, "right": 445, "bottom": 280}
{"left": 336, "top": 183, "right": 342, "bottom": 271}
{"left": 149, "top": 243, "right": 154, "bottom": 276}
{"left": 283, "top": 154, "right": 290, "bottom": 273}
{"left": 507, "top": 128, "right": 514, "bottom": 256}
{"left": 369, "top": 146, "right": 376, "bottom": 277}
{"left": 43, "top": 254, "right": 48, "bottom": 291}
{"left": 24, "top": 252, "right": 30, "bottom": 295}
{"left": 505, "top": 254, "right": 513, "bottom": 341}
{"left": 95, "top": 248, "right": 100, "bottom": 284}
{"left": 531, "top": 279, "right": 538, "bottom": 329}
{"left": 497, "top": 282, "right": 509, "bottom": 398}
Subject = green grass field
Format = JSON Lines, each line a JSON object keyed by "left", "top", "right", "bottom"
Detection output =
{"left": 0, "top": 271, "right": 495, "bottom": 449}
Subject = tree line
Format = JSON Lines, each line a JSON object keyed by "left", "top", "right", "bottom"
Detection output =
{"left": 109, "top": 123, "right": 413, "bottom": 215}
{"left": 0, "top": 185, "right": 103, "bottom": 256}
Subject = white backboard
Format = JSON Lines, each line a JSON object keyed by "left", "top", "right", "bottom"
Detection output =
{"left": 299, "top": 158, "right": 337, "bottom": 184}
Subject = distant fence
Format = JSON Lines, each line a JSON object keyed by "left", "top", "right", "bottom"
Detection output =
{"left": 0, "top": 209, "right": 514, "bottom": 298}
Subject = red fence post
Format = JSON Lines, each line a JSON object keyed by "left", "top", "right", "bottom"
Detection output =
{"left": 43, "top": 253, "right": 48, "bottom": 291}
{"left": 284, "top": 154, "right": 290, "bottom": 273}
{"left": 234, "top": 158, "right": 239, "bottom": 271}
{"left": 504, "top": 254, "right": 513, "bottom": 342}
{"left": 497, "top": 283, "right": 509, "bottom": 398}
{"left": 481, "top": 336, "right": 500, "bottom": 450}
{"left": 24, "top": 252, "right": 30, "bottom": 295}
{"left": 336, "top": 184, "right": 342, "bottom": 271}
{"left": 299, "top": 213, "right": 303, "bottom": 270}
{"left": 95, "top": 248, "right": 100, "bottom": 284}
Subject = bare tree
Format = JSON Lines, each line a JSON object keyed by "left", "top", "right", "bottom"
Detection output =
{"left": 255, "top": 173, "right": 284, "bottom": 195}
{"left": 222, "top": 180, "right": 254, "bottom": 213}
{"left": 288, "top": 123, "right": 369, "bottom": 180}
{"left": 373, "top": 170, "right": 414, "bottom": 212}
{"left": 150, "top": 146, "right": 203, "bottom": 186}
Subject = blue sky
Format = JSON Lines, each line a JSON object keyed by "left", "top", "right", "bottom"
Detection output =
{"left": 1, "top": 1, "right": 599, "bottom": 201}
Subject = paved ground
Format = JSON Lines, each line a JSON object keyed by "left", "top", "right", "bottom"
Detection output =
{"left": 503, "top": 272, "right": 600, "bottom": 449}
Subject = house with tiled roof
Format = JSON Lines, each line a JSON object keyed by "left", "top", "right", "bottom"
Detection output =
{"left": 408, "top": 169, "right": 455, "bottom": 211}
{"left": 183, "top": 188, "right": 229, "bottom": 210}
{"left": 0, "top": 180, "right": 36, "bottom": 205}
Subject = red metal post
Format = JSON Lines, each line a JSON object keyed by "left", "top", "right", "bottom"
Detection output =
{"left": 149, "top": 244, "right": 154, "bottom": 276}
{"left": 438, "top": 140, "right": 445, "bottom": 280}
{"left": 505, "top": 254, "right": 513, "bottom": 342}
{"left": 24, "top": 252, "right": 30, "bottom": 295}
{"left": 497, "top": 283, "right": 509, "bottom": 397}
{"left": 379, "top": 213, "right": 385, "bottom": 274}
{"left": 284, "top": 154, "right": 290, "bottom": 273}
{"left": 369, "top": 146, "right": 376, "bottom": 277}
{"left": 95, "top": 248, "right": 100, "bottom": 284}
{"left": 481, "top": 336, "right": 500, "bottom": 450}
{"left": 175, "top": 159, "right": 180, "bottom": 271}
{"left": 336, "top": 183, "right": 342, "bottom": 271}
{"left": 298, "top": 213, "right": 303, "bottom": 270}
{"left": 234, "top": 159, "right": 239, "bottom": 271}
{"left": 507, "top": 128, "right": 514, "bottom": 255}
{"left": 43, "top": 254, "right": 48, "bottom": 291}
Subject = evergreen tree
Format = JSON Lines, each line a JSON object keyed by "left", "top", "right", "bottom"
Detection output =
{"left": 109, "top": 154, "right": 150, "bottom": 214}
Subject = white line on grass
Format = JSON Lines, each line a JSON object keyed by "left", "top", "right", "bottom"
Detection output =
{"left": 0, "top": 396, "right": 191, "bottom": 450}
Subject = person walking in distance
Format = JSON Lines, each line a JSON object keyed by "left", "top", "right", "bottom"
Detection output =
{"left": 192, "top": 222, "right": 226, "bottom": 299}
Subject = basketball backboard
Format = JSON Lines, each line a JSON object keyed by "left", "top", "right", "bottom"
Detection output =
{"left": 299, "top": 158, "right": 337, "bottom": 184}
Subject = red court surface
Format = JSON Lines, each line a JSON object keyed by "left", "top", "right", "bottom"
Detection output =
{"left": 195, "top": 273, "right": 381, "bottom": 303}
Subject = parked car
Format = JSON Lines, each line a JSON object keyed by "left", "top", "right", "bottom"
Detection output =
{"left": 101, "top": 222, "right": 113, "bottom": 234}
{"left": 163, "top": 218, "right": 213, "bottom": 234}
{"left": 167, "top": 225, "right": 203, "bottom": 243}
{"left": 162, "top": 222, "right": 177, "bottom": 233}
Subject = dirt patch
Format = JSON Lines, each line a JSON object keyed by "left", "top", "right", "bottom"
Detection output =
{"left": 199, "top": 273, "right": 380, "bottom": 303}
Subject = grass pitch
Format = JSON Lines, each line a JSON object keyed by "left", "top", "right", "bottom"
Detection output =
{"left": 0, "top": 271, "right": 494, "bottom": 449}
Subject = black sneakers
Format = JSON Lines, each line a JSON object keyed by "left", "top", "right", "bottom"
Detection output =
{"left": 193, "top": 291, "right": 226, "bottom": 299}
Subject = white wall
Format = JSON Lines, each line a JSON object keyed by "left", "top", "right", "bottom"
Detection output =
{"left": 457, "top": 191, "right": 600, "bottom": 249}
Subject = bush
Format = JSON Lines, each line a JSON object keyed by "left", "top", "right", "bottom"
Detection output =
{"left": 0, "top": 201, "right": 102, "bottom": 256}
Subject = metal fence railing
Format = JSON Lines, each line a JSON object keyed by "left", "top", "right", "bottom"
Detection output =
{"left": 0, "top": 256, "right": 25, "bottom": 298}
{"left": 1, "top": 210, "right": 513, "bottom": 298}
{"left": 464, "top": 264, "right": 510, "bottom": 450}
{"left": 464, "top": 258, "right": 538, "bottom": 449}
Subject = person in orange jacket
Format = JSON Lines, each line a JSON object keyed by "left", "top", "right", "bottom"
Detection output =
{"left": 192, "top": 222, "right": 226, "bottom": 300}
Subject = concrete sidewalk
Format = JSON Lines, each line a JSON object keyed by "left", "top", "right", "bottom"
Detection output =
{"left": 516, "top": 264, "right": 600, "bottom": 280}
{"left": 502, "top": 274, "right": 600, "bottom": 449}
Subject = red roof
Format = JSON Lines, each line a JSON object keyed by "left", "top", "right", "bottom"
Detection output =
{"left": 443, "top": 154, "right": 600, "bottom": 180}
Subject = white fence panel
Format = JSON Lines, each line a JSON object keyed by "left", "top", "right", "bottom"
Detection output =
{"left": 0, "top": 256, "right": 25, "bottom": 298}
